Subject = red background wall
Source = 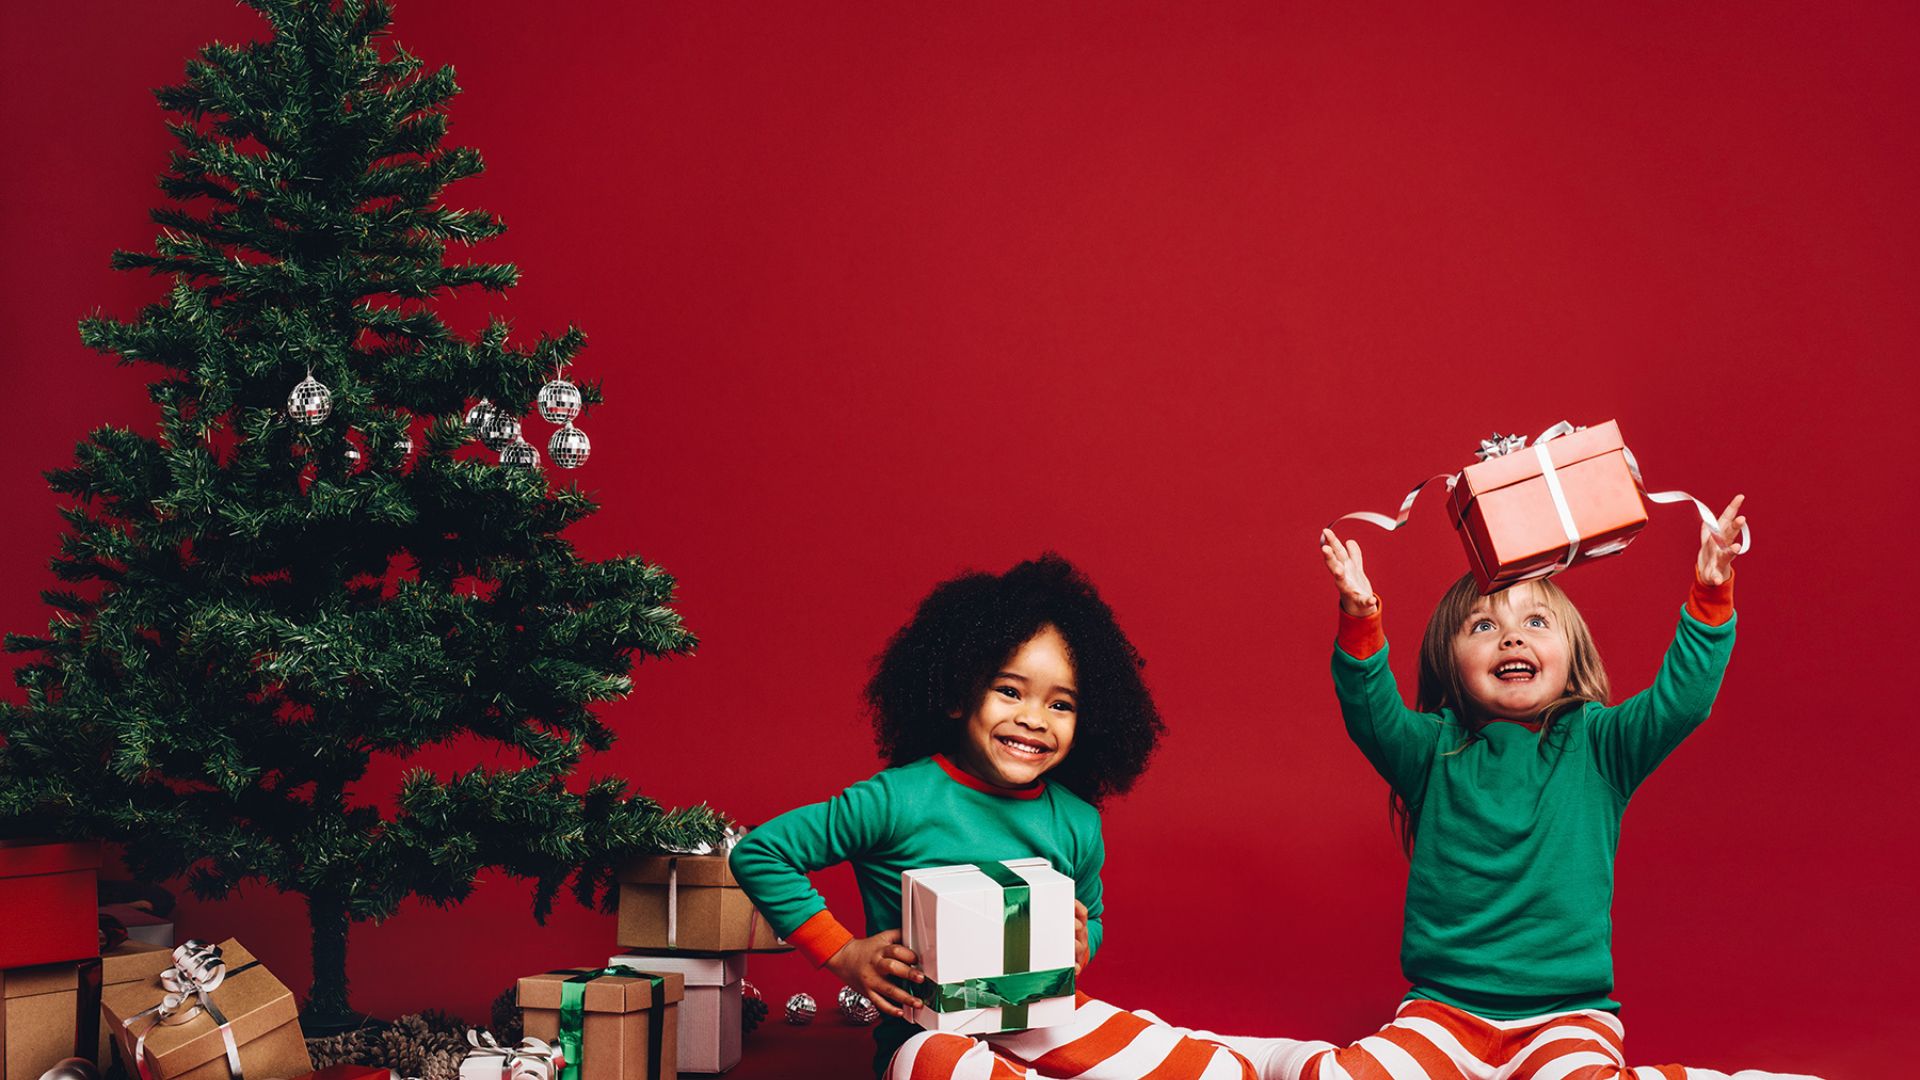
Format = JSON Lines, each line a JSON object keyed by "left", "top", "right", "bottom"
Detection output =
{"left": 2, "top": 3, "right": 1912, "bottom": 1075}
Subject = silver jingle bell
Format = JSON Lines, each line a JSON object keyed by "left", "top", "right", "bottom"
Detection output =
{"left": 499, "top": 438, "right": 541, "bottom": 469}
{"left": 537, "top": 378, "right": 583, "bottom": 424}
{"left": 548, "top": 423, "right": 591, "bottom": 469}
{"left": 784, "top": 992, "right": 817, "bottom": 1025}
{"left": 287, "top": 375, "right": 332, "bottom": 426}
{"left": 836, "top": 985, "right": 878, "bottom": 1025}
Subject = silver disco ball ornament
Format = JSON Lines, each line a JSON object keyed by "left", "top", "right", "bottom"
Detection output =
{"left": 479, "top": 410, "right": 521, "bottom": 452}
{"left": 548, "top": 423, "right": 591, "bottom": 469}
{"left": 836, "top": 985, "right": 878, "bottom": 1025}
{"left": 536, "top": 377, "right": 583, "bottom": 424}
{"left": 287, "top": 374, "right": 332, "bottom": 426}
{"left": 37, "top": 1058, "right": 100, "bottom": 1080}
{"left": 499, "top": 438, "right": 541, "bottom": 469}
{"left": 783, "top": 992, "right": 817, "bottom": 1026}
{"left": 464, "top": 399, "right": 497, "bottom": 440}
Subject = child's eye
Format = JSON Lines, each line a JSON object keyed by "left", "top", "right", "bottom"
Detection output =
{"left": 1527, "top": 615, "right": 1549, "bottom": 628}
{"left": 1471, "top": 619, "right": 1495, "bottom": 633}
{"left": 994, "top": 686, "right": 1019, "bottom": 700}
{"left": 1050, "top": 700, "right": 1075, "bottom": 713}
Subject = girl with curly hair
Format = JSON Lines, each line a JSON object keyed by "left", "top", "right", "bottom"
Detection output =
{"left": 732, "top": 553, "right": 1308, "bottom": 1080}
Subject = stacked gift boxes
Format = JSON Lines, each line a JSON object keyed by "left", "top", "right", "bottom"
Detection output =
{"left": 590, "top": 852, "right": 792, "bottom": 1076}
{"left": 1, "top": 838, "right": 108, "bottom": 1078}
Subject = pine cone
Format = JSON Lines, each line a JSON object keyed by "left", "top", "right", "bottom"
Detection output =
{"left": 742, "top": 991, "right": 769, "bottom": 1036}
{"left": 489, "top": 984, "right": 525, "bottom": 1043}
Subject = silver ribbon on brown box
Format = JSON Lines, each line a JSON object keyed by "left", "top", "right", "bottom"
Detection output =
{"left": 660, "top": 824, "right": 745, "bottom": 948}
{"left": 462, "top": 1029, "right": 567, "bottom": 1080}
{"left": 121, "top": 940, "right": 259, "bottom": 1080}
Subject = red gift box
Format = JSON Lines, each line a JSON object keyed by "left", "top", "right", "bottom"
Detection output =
{"left": 0, "top": 839, "right": 102, "bottom": 969}
{"left": 1447, "top": 420, "right": 1647, "bottom": 593}
{"left": 1335, "top": 419, "right": 1745, "bottom": 596}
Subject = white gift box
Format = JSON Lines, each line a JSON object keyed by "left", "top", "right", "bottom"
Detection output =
{"left": 900, "top": 858, "right": 1076, "bottom": 1034}
{"left": 609, "top": 951, "right": 746, "bottom": 1074}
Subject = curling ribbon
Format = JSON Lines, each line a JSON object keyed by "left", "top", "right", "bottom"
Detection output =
{"left": 122, "top": 940, "right": 260, "bottom": 1080}
{"left": 464, "top": 1029, "right": 566, "bottom": 1080}
{"left": 1330, "top": 422, "right": 1749, "bottom": 578}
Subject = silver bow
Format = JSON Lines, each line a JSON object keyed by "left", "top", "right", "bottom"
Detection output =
{"left": 464, "top": 1029, "right": 567, "bottom": 1080}
{"left": 1474, "top": 432, "right": 1528, "bottom": 460}
{"left": 124, "top": 940, "right": 245, "bottom": 1080}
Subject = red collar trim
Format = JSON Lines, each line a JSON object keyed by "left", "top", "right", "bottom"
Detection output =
{"left": 1486, "top": 717, "right": 1546, "bottom": 732}
{"left": 933, "top": 753, "right": 1047, "bottom": 800}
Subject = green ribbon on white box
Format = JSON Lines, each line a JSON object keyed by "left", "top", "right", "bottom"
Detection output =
{"left": 903, "top": 859, "right": 1076, "bottom": 1032}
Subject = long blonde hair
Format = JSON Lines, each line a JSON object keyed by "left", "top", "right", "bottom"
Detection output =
{"left": 1388, "top": 574, "right": 1612, "bottom": 856}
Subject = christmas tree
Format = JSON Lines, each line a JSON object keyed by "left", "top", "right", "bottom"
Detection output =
{"left": 0, "top": 0, "right": 724, "bottom": 1029}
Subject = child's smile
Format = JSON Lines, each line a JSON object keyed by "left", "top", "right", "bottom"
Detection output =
{"left": 1452, "top": 585, "right": 1571, "bottom": 722}
{"left": 952, "top": 624, "right": 1078, "bottom": 789}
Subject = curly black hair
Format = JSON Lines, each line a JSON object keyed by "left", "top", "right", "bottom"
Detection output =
{"left": 865, "top": 553, "right": 1164, "bottom": 806}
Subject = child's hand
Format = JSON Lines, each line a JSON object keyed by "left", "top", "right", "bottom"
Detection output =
{"left": 1696, "top": 494, "right": 1746, "bottom": 586}
{"left": 1320, "top": 528, "right": 1380, "bottom": 617}
{"left": 1073, "top": 899, "right": 1090, "bottom": 974}
{"left": 825, "top": 930, "right": 924, "bottom": 1020}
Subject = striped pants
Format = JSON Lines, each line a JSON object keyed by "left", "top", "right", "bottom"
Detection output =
{"left": 1285, "top": 1000, "right": 1826, "bottom": 1080}
{"left": 885, "top": 995, "right": 1273, "bottom": 1080}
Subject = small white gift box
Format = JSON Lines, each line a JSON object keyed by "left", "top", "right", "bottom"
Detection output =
{"left": 609, "top": 951, "right": 746, "bottom": 1073}
{"left": 900, "top": 858, "right": 1076, "bottom": 1034}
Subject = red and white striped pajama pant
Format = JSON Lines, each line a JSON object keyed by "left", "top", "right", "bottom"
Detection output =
{"left": 885, "top": 994, "right": 1262, "bottom": 1080}
{"left": 1287, "top": 1000, "right": 1825, "bottom": 1080}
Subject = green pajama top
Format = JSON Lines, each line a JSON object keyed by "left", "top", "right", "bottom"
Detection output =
{"left": 730, "top": 753, "right": 1105, "bottom": 1072}
{"left": 1331, "top": 592, "right": 1735, "bottom": 1018}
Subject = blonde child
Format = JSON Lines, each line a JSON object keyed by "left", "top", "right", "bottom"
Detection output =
{"left": 1307, "top": 499, "right": 1820, "bottom": 1080}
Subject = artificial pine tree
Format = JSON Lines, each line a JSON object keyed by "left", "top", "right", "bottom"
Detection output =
{"left": 0, "top": 0, "right": 724, "bottom": 1031}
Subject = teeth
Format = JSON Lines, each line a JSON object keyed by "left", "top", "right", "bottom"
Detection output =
{"left": 997, "top": 736, "right": 1048, "bottom": 756}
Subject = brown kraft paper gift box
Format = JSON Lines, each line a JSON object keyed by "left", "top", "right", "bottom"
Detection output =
{"left": 520, "top": 969, "right": 684, "bottom": 1080}
{"left": 615, "top": 855, "right": 789, "bottom": 954}
{"left": 2, "top": 958, "right": 101, "bottom": 1079}
{"left": 97, "top": 941, "right": 177, "bottom": 1068}
{"left": 1448, "top": 420, "right": 1647, "bottom": 593}
{"left": 100, "top": 939, "right": 311, "bottom": 1080}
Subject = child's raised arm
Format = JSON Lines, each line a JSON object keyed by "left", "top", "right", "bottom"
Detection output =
{"left": 1585, "top": 495, "right": 1747, "bottom": 796}
{"left": 1319, "top": 529, "right": 1443, "bottom": 801}
{"left": 1320, "top": 527, "right": 1380, "bottom": 617}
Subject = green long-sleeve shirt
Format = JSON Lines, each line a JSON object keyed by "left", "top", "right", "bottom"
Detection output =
{"left": 730, "top": 753, "right": 1105, "bottom": 1072}
{"left": 1332, "top": 596, "right": 1735, "bottom": 1018}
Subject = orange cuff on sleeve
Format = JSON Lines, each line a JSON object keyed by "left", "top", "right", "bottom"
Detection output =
{"left": 1336, "top": 599, "right": 1386, "bottom": 659}
{"left": 787, "top": 909, "right": 856, "bottom": 967}
{"left": 1686, "top": 571, "right": 1735, "bottom": 626}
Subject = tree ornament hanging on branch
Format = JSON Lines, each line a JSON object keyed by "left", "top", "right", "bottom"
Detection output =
{"left": 499, "top": 437, "right": 541, "bottom": 469}
{"left": 548, "top": 423, "right": 590, "bottom": 469}
{"left": 288, "top": 373, "right": 332, "bottom": 426}
{"left": 479, "top": 410, "right": 521, "bottom": 452}
{"left": 537, "top": 376, "right": 582, "bottom": 425}
{"left": 465, "top": 399, "right": 497, "bottom": 441}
